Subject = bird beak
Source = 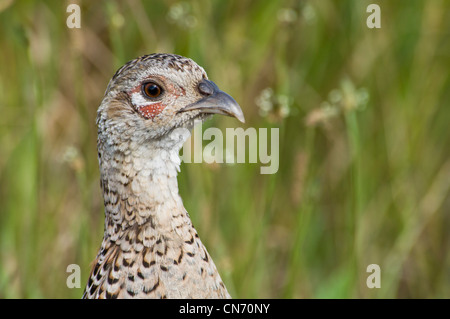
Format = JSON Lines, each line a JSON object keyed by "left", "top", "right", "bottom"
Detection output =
{"left": 178, "top": 80, "right": 245, "bottom": 123}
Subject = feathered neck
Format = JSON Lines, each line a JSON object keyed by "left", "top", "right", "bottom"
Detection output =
{"left": 97, "top": 127, "right": 192, "bottom": 240}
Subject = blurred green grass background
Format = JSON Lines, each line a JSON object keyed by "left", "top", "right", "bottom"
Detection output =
{"left": 0, "top": 0, "right": 449, "bottom": 298}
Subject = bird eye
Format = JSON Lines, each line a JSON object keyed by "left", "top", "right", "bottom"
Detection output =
{"left": 142, "top": 82, "right": 163, "bottom": 99}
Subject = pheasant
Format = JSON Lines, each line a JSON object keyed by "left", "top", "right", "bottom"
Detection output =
{"left": 82, "top": 53, "right": 244, "bottom": 299}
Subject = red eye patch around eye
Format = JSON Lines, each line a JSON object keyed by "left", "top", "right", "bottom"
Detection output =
{"left": 136, "top": 103, "right": 166, "bottom": 119}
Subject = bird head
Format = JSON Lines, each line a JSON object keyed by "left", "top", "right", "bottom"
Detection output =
{"left": 97, "top": 53, "right": 244, "bottom": 149}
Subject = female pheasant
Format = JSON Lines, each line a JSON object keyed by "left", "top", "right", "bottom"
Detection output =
{"left": 83, "top": 53, "right": 244, "bottom": 299}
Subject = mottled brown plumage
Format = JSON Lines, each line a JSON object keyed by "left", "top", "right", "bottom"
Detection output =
{"left": 83, "top": 53, "right": 244, "bottom": 299}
